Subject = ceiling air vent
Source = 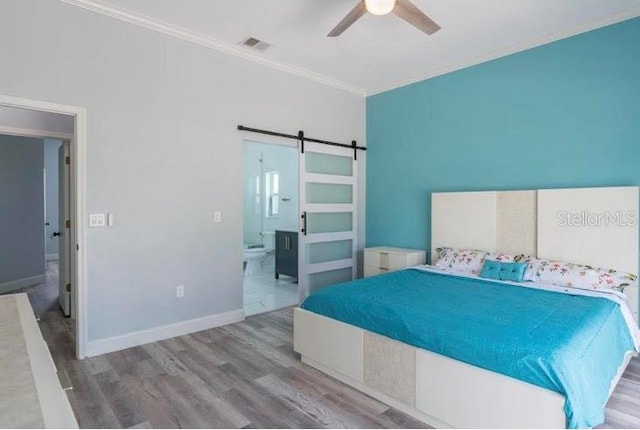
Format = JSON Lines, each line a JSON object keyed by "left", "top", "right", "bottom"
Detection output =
{"left": 239, "top": 36, "right": 271, "bottom": 52}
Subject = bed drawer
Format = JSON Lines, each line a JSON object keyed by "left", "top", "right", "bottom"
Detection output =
{"left": 293, "top": 308, "right": 363, "bottom": 382}
{"left": 415, "top": 348, "right": 565, "bottom": 428}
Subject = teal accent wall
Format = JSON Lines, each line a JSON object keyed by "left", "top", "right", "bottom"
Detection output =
{"left": 366, "top": 18, "right": 640, "bottom": 255}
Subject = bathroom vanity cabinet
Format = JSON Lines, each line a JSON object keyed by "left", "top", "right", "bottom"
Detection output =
{"left": 275, "top": 230, "right": 298, "bottom": 280}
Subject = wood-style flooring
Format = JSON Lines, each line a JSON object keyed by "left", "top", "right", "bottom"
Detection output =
{"left": 9, "top": 262, "right": 640, "bottom": 428}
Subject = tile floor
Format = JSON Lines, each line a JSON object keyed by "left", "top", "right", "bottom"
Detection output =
{"left": 243, "top": 254, "right": 299, "bottom": 316}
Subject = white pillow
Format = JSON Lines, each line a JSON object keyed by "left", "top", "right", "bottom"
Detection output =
{"left": 435, "top": 247, "right": 489, "bottom": 275}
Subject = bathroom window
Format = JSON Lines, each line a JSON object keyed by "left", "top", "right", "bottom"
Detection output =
{"left": 265, "top": 171, "right": 279, "bottom": 217}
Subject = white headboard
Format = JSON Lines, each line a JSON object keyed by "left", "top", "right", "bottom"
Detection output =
{"left": 537, "top": 187, "right": 638, "bottom": 274}
{"left": 431, "top": 186, "right": 639, "bottom": 323}
{"left": 432, "top": 190, "right": 537, "bottom": 258}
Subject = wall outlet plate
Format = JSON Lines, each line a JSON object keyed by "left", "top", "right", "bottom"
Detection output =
{"left": 176, "top": 285, "right": 184, "bottom": 298}
{"left": 89, "top": 213, "right": 106, "bottom": 227}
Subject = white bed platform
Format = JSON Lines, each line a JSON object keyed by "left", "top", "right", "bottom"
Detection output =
{"left": 294, "top": 186, "right": 639, "bottom": 428}
{"left": 294, "top": 308, "right": 633, "bottom": 428}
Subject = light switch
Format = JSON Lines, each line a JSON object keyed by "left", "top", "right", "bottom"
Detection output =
{"left": 214, "top": 211, "right": 222, "bottom": 223}
{"left": 89, "top": 213, "right": 106, "bottom": 227}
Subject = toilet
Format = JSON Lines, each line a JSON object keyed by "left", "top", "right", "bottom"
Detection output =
{"left": 243, "top": 232, "right": 275, "bottom": 275}
{"left": 243, "top": 247, "right": 267, "bottom": 275}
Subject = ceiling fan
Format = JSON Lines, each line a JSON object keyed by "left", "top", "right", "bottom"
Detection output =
{"left": 328, "top": 0, "right": 441, "bottom": 37}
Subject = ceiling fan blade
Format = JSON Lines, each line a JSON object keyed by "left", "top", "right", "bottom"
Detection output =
{"left": 327, "top": 1, "right": 367, "bottom": 37}
{"left": 393, "top": 0, "right": 441, "bottom": 35}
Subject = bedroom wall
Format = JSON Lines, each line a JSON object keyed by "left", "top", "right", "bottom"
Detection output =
{"left": 0, "top": 0, "right": 365, "bottom": 349}
{"left": 0, "top": 135, "right": 45, "bottom": 287}
{"left": 366, "top": 17, "right": 640, "bottom": 258}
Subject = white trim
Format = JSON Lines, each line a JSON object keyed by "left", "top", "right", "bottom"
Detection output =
{"left": 84, "top": 309, "right": 245, "bottom": 357}
{"left": 304, "top": 203, "right": 356, "bottom": 213}
{"left": 305, "top": 173, "right": 355, "bottom": 185}
{"left": 369, "top": 7, "right": 640, "bottom": 95}
{"left": 0, "top": 93, "right": 89, "bottom": 359}
{"left": 307, "top": 258, "right": 354, "bottom": 274}
{"left": 304, "top": 231, "right": 356, "bottom": 245}
{"left": 45, "top": 253, "right": 59, "bottom": 261}
{"left": 0, "top": 125, "right": 73, "bottom": 140}
{"left": 0, "top": 274, "right": 46, "bottom": 294}
{"left": 60, "top": 0, "right": 366, "bottom": 97}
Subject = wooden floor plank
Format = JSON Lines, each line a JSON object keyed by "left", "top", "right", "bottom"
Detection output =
{"left": 94, "top": 369, "right": 148, "bottom": 428}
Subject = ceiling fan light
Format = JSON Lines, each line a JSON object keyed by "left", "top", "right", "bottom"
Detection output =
{"left": 364, "top": 0, "right": 396, "bottom": 15}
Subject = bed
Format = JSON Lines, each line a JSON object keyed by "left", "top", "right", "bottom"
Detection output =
{"left": 293, "top": 186, "right": 639, "bottom": 428}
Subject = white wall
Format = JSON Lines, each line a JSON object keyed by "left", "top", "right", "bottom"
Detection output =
{"left": 0, "top": 0, "right": 365, "bottom": 346}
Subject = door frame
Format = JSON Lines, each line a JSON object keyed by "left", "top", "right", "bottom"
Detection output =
{"left": 241, "top": 134, "right": 302, "bottom": 306}
{"left": 0, "top": 94, "right": 88, "bottom": 359}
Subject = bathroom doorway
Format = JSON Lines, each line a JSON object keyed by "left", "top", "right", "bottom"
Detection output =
{"left": 242, "top": 140, "right": 299, "bottom": 316}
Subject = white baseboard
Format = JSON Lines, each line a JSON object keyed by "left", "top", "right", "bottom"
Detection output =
{"left": 45, "top": 254, "right": 59, "bottom": 261}
{"left": 0, "top": 274, "right": 46, "bottom": 295}
{"left": 84, "top": 308, "right": 245, "bottom": 357}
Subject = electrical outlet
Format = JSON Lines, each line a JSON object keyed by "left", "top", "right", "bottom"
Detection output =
{"left": 214, "top": 211, "right": 222, "bottom": 223}
{"left": 176, "top": 285, "right": 184, "bottom": 298}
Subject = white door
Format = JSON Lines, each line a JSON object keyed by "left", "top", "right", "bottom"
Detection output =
{"left": 298, "top": 142, "right": 357, "bottom": 300}
{"left": 58, "top": 141, "right": 71, "bottom": 316}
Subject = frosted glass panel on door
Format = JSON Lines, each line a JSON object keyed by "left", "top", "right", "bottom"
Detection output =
{"left": 309, "top": 268, "right": 353, "bottom": 292}
{"left": 306, "top": 212, "right": 352, "bottom": 234}
{"left": 306, "top": 183, "right": 353, "bottom": 204}
{"left": 305, "top": 152, "right": 353, "bottom": 176}
{"left": 307, "top": 240, "right": 353, "bottom": 264}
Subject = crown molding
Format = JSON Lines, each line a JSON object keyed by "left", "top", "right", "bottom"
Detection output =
{"left": 368, "top": 7, "right": 640, "bottom": 96}
{"left": 59, "top": 0, "right": 367, "bottom": 97}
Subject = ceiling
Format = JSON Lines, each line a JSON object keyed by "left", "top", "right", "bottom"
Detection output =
{"left": 66, "top": 0, "right": 640, "bottom": 95}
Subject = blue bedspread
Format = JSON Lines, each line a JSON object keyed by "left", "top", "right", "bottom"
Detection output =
{"left": 300, "top": 269, "right": 636, "bottom": 428}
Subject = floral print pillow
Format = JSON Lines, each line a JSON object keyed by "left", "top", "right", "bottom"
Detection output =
{"left": 592, "top": 269, "right": 638, "bottom": 293}
{"left": 513, "top": 255, "right": 638, "bottom": 294}
{"left": 486, "top": 252, "right": 516, "bottom": 263}
{"left": 533, "top": 260, "right": 601, "bottom": 289}
{"left": 435, "top": 247, "right": 489, "bottom": 275}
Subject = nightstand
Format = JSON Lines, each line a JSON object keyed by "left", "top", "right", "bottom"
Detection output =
{"left": 363, "top": 246, "right": 426, "bottom": 277}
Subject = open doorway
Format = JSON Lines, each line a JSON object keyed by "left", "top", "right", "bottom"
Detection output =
{"left": 242, "top": 139, "right": 299, "bottom": 316}
{"left": 0, "top": 137, "right": 73, "bottom": 312}
{"left": 0, "top": 96, "right": 87, "bottom": 358}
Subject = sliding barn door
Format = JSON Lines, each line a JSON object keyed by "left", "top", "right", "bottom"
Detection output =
{"left": 298, "top": 142, "right": 357, "bottom": 300}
